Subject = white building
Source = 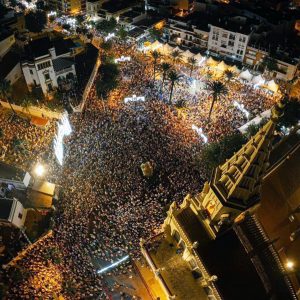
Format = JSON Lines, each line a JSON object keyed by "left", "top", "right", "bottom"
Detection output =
{"left": 0, "top": 198, "right": 27, "bottom": 228}
{"left": 207, "top": 18, "right": 254, "bottom": 61}
{"left": 86, "top": 0, "right": 105, "bottom": 19}
{"left": 21, "top": 36, "right": 77, "bottom": 96}
{"left": 164, "top": 15, "right": 209, "bottom": 49}
{"left": 0, "top": 30, "right": 15, "bottom": 58}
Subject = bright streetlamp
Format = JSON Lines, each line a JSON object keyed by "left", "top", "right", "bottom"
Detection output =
{"left": 286, "top": 260, "right": 294, "bottom": 270}
{"left": 34, "top": 163, "right": 45, "bottom": 177}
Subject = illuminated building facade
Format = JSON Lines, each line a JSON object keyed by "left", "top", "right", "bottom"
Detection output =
{"left": 141, "top": 101, "right": 298, "bottom": 299}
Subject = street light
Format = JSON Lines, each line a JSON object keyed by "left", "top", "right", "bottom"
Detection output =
{"left": 34, "top": 163, "right": 45, "bottom": 177}
{"left": 286, "top": 260, "right": 294, "bottom": 270}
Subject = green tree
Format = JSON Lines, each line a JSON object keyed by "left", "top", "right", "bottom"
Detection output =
{"left": 224, "top": 70, "right": 234, "bottom": 81}
{"left": 25, "top": 10, "right": 47, "bottom": 33}
{"left": 0, "top": 78, "right": 17, "bottom": 116}
{"left": 117, "top": 27, "right": 128, "bottom": 41}
{"left": 100, "top": 40, "right": 112, "bottom": 52}
{"left": 200, "top": 133, "right": 247, "bottom": 178}
{"left": 261, "top": 56, "right": 278, "bottom": 74}
{"left": 150, "top": 50, "right": 161, "bottom": 81}
{"left": 170, "top": 50, "right": 182, "bottom": 65}
{"left": 96, "top": 61, "right": 119, "bottom": 99}
{"left": 148, "top": 27, "right": 162, "bottom": 40}
{"left": 96, "top": 17, "right": 117, "bottom": 34}
{"left": 160, "top": 62, "right": 171, "bottom": 90}
{"left": 168, "top": 70, "right": 182, "bottom": 104}
{"left": 187, "top": 57, "right": 197, "bottom": 77}
{"left": 12, "top": 137, "right": 27, "bottom": 153}
{"left": 205, "top": 81, "right": 228, "bottom": 121}
{"left": 277, "top": 99, "right": 300, "bottom": 129}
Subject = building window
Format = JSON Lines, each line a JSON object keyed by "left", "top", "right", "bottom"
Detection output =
{"left": 239, "top": 36, "right": 246, "bottom": 43}
{"left": 37, "top": 61, "right": 51, "bottom": 71}
{"left": 44, "top": 73, "right": 50, "bottom": 81}
{"left": 228, "top": 40, "right": 234, "bottom": 47}
{"left": 18, "top": 213, "right": 23, "bottom": 219}
{"left": 30, "top": 69, "right": 33, "bottom": 75}
{"left": 48, "top": 83, "right": 53, "bottom": 91}
{"left": 229, "top": 33, "right": 235, "bottom": 40}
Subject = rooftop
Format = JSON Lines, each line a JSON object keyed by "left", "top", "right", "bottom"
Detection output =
{"left": 145, "top": 234, "right": 208, "bottom": 300}
{"left": 0, "top": 162, "right": 26, "bottom": 182}
{"left": 23, "top": 36, "right": 76, "bottom": 60}
{"left": 0, "top": 51, "right": 20, "bottom": 79}
{"left": 52, "top": 57, "right": 74, "bottom": 72}
{"left": 0, "top": 198, "right": 13, "bottom": 220}
{"left": 101, "top": 0, "right": 134, "bottom": 14}
{"left": 175, "top": 207, "right": 269, "bottom": 300}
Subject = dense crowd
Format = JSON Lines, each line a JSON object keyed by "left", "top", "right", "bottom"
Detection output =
{"left": 1, "top": 39, "right": 279, "bottom": 299}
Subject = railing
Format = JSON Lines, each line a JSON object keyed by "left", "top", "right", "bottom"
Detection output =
{"left": 140, "top": 241, "right": 175, "bottom": 299}
{"left": 72, "top": 53, "right": 101, "bottom": 113}
{"left": 55, "top": 66, "right": 74, "bottom": 76}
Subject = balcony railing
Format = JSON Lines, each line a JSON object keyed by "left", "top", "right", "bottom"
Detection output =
{"left": 55, "top": 67, "right": 74, "bottom": 76}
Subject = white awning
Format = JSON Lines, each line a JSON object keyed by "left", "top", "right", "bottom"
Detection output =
{"left": 239, "top": 69, "right": 253, "bottom": 81}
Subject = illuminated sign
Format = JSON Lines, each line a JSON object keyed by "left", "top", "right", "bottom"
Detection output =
{"left": 53, "top": 113, "right": 72, "bottom": 165}
{"left": 192, "top": 124, "right": 208, "bottom": 143}
{"left": 233, "top": 101, "right": 250, "bottom": 119}
{"left": 104, "top": 33, "right": 115, "bottom": 42}
{"left": 115, "top": 56, "right": 131, "bottom": 63}
{"left": 97, "top": 255, "right": 129, "bottom": 274}
{"left": 124, "top": 95, "right": 145, "bottom": 104}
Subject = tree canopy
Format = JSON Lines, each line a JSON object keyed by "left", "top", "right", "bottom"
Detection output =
{"left": 25, "top": 10, "right": 47, "bottom": 33}
{"left": 199, "top": 133, "right": 247, "bottom": 178}
{"left": 96, "top": 61, "right": 119, "bottom": 99}
{"left": 96, "top": 18, "right": 117, "bottom": 34}
{"left": 277, "top": 99, "right": 300, "bottom": 129}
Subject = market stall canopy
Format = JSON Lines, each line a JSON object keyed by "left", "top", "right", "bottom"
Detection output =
{"left": 173, "top": 46, "right": 184, "bottom": 53}
{"left": 252, "top": 74, "right": 265, "bottom": 86}
{"left": 206, "top": 56, "right": 218, "bottom": 66}
{"left": 182, "top": 50, "right": 194, "bottom": 62}
{"left": 162, "top": 43, "right": 174, "bottom": 55}
{"left": 229, "top": 65, "right": 240, "bottom": 74}
{"left": 216, "top": 61, "right": 228, "bottom": 71}
{"left": 266, "top": 79, "right": 279, "bottom": 92}
{"left": 239, "top": 69, "right": 253, "bottom": 81}
{"left": 150, "top": 40, "right": 163, "bottom": 51}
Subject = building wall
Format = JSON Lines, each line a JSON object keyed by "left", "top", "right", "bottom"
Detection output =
{"left": 22, "top": 56, "right": 58, "bottom": 96}
{"left": 0, "top": 33, "right": 15, "bottom": 58}
{"left": 5, "top": 62, "right": 22, "bottom": 85}
{"left": 207, "top": 25, "right": 249, "bottom": 61}
{"left": 86, "top": 1, "right": 102, "bottom": 17}
{"left": 10, "top": 200, "right": 27, "bottom": 228}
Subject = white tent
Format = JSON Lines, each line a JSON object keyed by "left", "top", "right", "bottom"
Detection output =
{"left": 150, "top": 40, "right": 163, "bottom": 51}
{"left": 266, "top": 80, "right": 279, "bottom": 92}
{"left": 239, "top": 69, "right": 253, "bottom": 81}
{"left": 206, "top": 56, "right": 217, "bottom": 66}
{"left": 173, "top": 46, "right": 183, "bottom": 53}
{"left": 162, "top": 44, "right": 174, "bottom": 55}
{"left": 216, "top": 61, "right": 228, "bottom": 72}
{"left": 194, "top": 53, "right": 206, "bottom": 66}
{"left": 194, "top": 53, "right": 202, "bottom": 62}
{"left": 252, "top": 74, "right": 265, "bottom": 86}
{"left": 182, "top": 50, "right": 195, "bottom": 62}
{"left": 229, "top": 65, "right": 240, "bottom": 75}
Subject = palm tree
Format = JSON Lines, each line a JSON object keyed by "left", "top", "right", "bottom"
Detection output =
{"left": 187, "top": 57, "right": 197, "bottom": 77}
{"left": 160, "top": 62, "right": 172, "bottom": 90}
{"left": 175, "top": 99, "right": 188, "bottom": 119}
{"left": 206, "top": 80, "right": 228, "bottom": 121}
{"left": 21, "top": 95, "right": 33, "bottom": 114}
{"left": 224, "top": 70, "right": 234, "bottom": 82}
{"left": 168, "top": 70, "right": 183, "bottom": 104}
{"left": 150, "top": 50, "right": 161, "bottom": 81}
{"left": 0, "top": 79, "right": 17, "bottom": 116}
{"left": 12, "top": 137, "right": 27, "bottom": 153}
{"left": 170, "top": 50, "right": 182, "bottom": 65}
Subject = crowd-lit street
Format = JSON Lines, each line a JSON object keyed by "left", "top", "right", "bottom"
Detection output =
{"left": 1, "top": 39, "right": 283, "bottom": 299}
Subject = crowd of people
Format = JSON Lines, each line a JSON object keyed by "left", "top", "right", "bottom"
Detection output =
{"left": 1, "top": 39, "right": 280, "bottom": 299}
